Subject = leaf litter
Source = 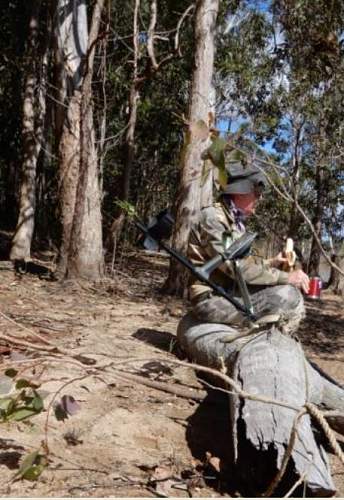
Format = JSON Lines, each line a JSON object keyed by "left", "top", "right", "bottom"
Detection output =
{"left": 0, "top": 254, "right": 342, "bottom": 496}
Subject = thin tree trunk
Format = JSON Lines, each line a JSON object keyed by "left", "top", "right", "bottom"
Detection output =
{"left": 57, "top": 91, "right": 82, "bottom": 276}
{"left": 107, "top": 83, "right": 139, "bottom": 247}
{"left": 106, "top": 0, "right": 140, "bottom": 251}
{"left": 10, "top": 2, "right": 48, "bottom": 261}
{"left": 56, "top": 0, "right": 87, "bottom": 277}
{"left": 200, "top": 84, "right": 216, "bottom": 209}
{"left": 288, "top": 120, "right": 303, "bottom": 239}
{"left": 308, "top": 162, "right": 326, "bottom": 276}
{"left": 164, "top": 0, "right": 219, "bottom": 295}
{"left": 328, "top": 243, "right": 344, "bottom": 294}
{"left": 56, "top": 0, "right": 104, "bottom": 280}
{"left": 98, "top": 10, "right": 110, "bottom": 196}
{"left": 66, "top": 0, "right": 105, "bottom": 280}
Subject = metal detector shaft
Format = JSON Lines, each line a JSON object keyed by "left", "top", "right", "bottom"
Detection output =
{"left": 135, "top": 219, "right": 257, "bottom": 321}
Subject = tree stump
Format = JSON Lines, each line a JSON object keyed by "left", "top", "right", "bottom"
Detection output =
{"left": 177, "top": 313, "right": 343, "bottom": 496}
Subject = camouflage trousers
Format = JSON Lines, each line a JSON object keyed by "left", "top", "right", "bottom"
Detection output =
{"left": 191, "top": 285, "right": 305, "bottom": 335}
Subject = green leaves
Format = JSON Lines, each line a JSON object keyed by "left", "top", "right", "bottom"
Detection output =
{"left": 0, "top": 371, "right": 47, "bottom": 481}
{"left": 15, "top": 378, "right": 39, "bottom": 390}
{"left": 4, "top": 368, "right": 18, "bottom": 378}
{"left": 206, "top": 137, "right": 227, "bottom": 169}
{"left": 0, "top": 397, "right": 14, "bottom": 415}
{"left": 7, "top": 407, "right": 39, "bottom": 422}
{"left": 1, "top": 390, "right": 44, "bottom": 421}
{"left": 15, "top": 450, "right": 47, "bottom": 481}
{"left": 204, "top": 137, "right": 249, "bottom": 188}
{"left": 0, "top": 373, "right": 44, "bottom": 423}
{"left": 205, "top": 137, "right": 228, "bottom": 188}
{"left": 114, "top": 199, "right": 137, "bottom": 218}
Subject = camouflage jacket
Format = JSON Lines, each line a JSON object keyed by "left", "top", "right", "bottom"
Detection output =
{"left": 188, "top": 202, "right": 289, "bottom": 301}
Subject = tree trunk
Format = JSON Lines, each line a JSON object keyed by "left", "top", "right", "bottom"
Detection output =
{"left": 57, "top": 91, "right": 82, "bottom": 276}
{"left": 106, "top": 0, "right": 140, "bottom": 252}
{"left": 10, "top": 2, "right": 48, "bottom": 261}
{"left": 67, "top": 0, "right": 105, "bottom": 279}
{"left": 308, "top": 162, "right": 326, "bottom": 276}
{"left": 200, "top": 84, "right": 216, "bottom": 210}
{"left": 328, "top": 244, "right": 344, "bottom": 295}
{"left": 56, "top": 0, "right": 104, "bottom": 280}
{"left": 106, "top": 82, "right": 139, "bottom": 251}
{"left": 164, "top": 0, "right": 219, "bottom": 295}
{"left": 56, "top": 0, "right": 86, "bottom": 276}
{"left": 288, "top": 120, "right": 303, "bottom": 239}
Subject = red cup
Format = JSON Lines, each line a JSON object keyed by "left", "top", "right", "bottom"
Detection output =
{"left": 306, "top": 277, "right": 322, "bottom": 299}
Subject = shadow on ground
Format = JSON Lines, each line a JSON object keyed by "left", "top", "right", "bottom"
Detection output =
{"left": 0, "top": 231, "right": 11, "bottom": 260}
{"left": 298, "top": 297, "right": 344, "bottom": 356}
{"left": 0, "top": 439, "right": 25, "bottom": 471}
{"left": 132, "top": 328, "right": 177, "bottom": 353}
{"left": 133, "top": 327, "right": 235, "bottom": 493}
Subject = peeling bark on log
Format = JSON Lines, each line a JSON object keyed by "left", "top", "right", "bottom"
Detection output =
{"left": 177, "top": 313, "right": 343, "bottom": 496}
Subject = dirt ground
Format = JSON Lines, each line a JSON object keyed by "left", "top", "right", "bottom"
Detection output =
{"left": 0, "top": 250, "right": 343, "bottom": 498}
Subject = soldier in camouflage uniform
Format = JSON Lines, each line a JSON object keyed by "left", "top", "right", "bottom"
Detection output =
{"left": 188, "top": 160, "right": 310, "bottom": 334}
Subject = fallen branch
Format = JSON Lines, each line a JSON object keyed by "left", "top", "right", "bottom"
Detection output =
{"left": 0, "top": 310, "right": 96, "bottom": 366}
{"left": 0, "top": 311, "right": 55, "bottom": 346}
{"left": 108, "top": 356, "right": 301, "bottom": 412}
{"left": 113, "top": 370, "right": 206, "bottom": 401}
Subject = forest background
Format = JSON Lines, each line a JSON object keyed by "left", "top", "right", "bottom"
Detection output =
{"left": 0, "top": 0, "right": 343, "bottom": 291}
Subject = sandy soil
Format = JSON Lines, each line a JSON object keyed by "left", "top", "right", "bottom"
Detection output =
{"left": 0, "top": 251, "right": 343, "bottom": 498}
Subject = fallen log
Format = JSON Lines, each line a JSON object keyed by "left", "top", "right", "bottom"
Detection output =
{"left": 177, "top": 313, "right": 344, "bottom": 497}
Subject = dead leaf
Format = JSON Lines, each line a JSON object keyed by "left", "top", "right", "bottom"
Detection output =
{"left": 0, "top": 346, "right": 11, "bottom": 355}
{"left": 205, "top": 451, "right": 221, "bottom": 473}
{"left": 154, "top": 478, "right": 175, "bottom": 497}
{"left": 208, "top": 456, "right": 221, "bottom": 473}
{"left": 0, "top": 375, "right": 14, "bottom": 395}
{"left": 10, "top": 351, "right": 30, "bottom": 361}
{"left": 208, "top": 111, "right": 215, "bottom": 127}
{"left": 151, "top": 465, "right": 173, "bottom": 481}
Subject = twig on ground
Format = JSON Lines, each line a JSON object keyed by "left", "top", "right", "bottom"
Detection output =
{"left": 107, "top": 357, "right": 301, "bottom": 412}
{"left": 0, "top": 310, "right": 96, "bottom": 366}
{"left": 0, "top": 333, "right": 59, "bottom": 354}
{"left": 113, "top": 370, "right": 206, "bottom": 401}
{"left": 0, "top": 311, "right": 54, "bottom": 345}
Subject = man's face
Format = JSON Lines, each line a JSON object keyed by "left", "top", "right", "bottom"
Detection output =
{"left": 230, "top": 191, "right": 261, "bottom": 216}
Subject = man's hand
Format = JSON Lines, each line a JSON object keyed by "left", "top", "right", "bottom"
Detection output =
{"left": 268, "top": 252, "right": 289, "bottom": 268}
{"left": 287, "top": 269, "right": 310, "bottom": 294}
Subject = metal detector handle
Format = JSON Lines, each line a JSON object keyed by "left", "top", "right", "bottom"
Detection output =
{"left": 197, "top": 254, "right": 222, "bottom": 280}
{"left": 233, "top": 261, "right": 255, "bottom": 316}
{"left": 134, "top": 218, "right": 257, "bottom": 321}
{"left": 197, "top": 231, "right": 257, "bottom": 280}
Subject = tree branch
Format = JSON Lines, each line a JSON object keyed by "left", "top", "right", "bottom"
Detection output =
{"left": 147, "top": 0, "right": 158, "bottom": 70}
